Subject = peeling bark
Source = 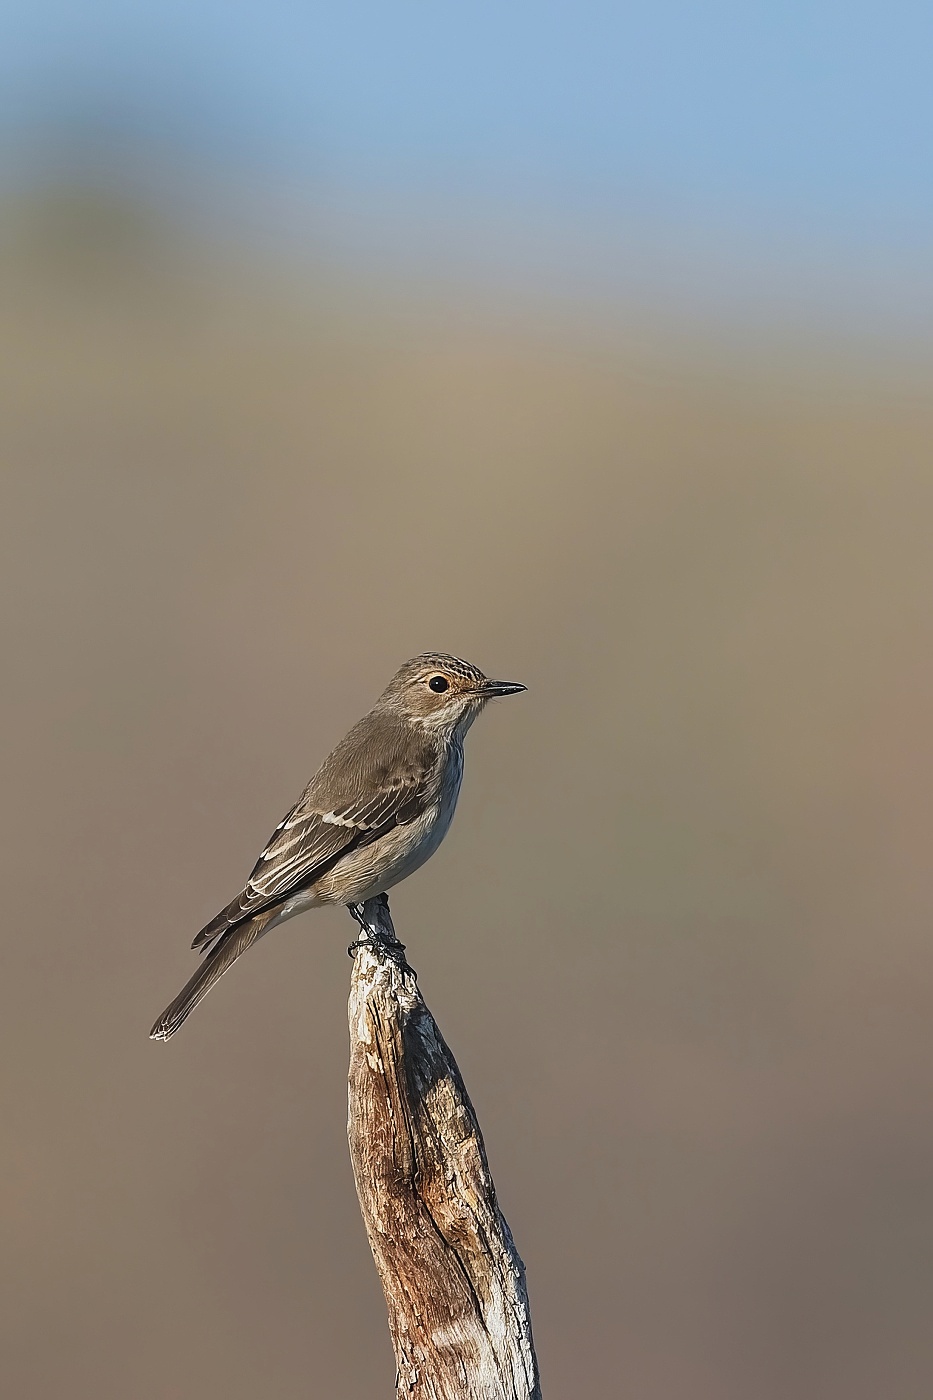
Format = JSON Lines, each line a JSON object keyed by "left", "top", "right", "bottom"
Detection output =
{"left": 347, "top": 896, "right": 541, "bottom": 1400}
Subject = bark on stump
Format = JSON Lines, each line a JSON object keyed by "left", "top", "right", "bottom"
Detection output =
{"left": 347, "top": 896, "right": 541, "bottom": 1400}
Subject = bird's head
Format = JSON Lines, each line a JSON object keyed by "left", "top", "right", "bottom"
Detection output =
{"left": 378, "top": 653, "right": 526, "bottom": 737}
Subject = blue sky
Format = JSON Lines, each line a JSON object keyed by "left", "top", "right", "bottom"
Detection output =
{"left": 3, "top": 2, "right": 931, "bottom": 316}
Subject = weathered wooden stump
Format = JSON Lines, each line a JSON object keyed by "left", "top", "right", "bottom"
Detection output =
{"left": 347, "top": 895, "right": 541, "bottom": 1400}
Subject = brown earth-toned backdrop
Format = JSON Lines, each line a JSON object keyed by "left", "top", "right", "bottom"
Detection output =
{"left": 3, "top": 201, "right": 933, "bottom": 1398}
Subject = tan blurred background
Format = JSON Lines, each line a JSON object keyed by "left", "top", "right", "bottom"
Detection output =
{"left": 4, "top": 8, "right": 933, "bottom": 1394}
{"left": 3, "top": 192, "right": 933, "bottom": 1399}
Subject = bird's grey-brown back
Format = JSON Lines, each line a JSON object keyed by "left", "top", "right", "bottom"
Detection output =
{"left": 150, "top": 653, "right": 525, "bottom": 1039}
{"left": 304, "top": 706, "right": 441, "bottom": 822}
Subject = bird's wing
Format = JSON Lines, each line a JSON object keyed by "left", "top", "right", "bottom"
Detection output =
{"left": 192, "top": 748, "right": 433, "bottom": 950}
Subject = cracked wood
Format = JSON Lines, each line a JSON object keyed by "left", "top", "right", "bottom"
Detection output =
{"left": 347, "top": 897, "right": 541, "bottom": 1400}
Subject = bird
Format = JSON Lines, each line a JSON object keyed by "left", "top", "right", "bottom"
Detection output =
{"left": 150, "top": 653, "right": 525, "bottom": 1040}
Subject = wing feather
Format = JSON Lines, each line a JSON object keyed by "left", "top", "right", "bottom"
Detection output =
{"left": 191, "top": 726, "right": 436, "bottom": 952}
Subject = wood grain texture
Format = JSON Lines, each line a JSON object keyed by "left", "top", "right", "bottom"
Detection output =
{"left": 347, "top": 896, "right": 541, "bottom": 1400}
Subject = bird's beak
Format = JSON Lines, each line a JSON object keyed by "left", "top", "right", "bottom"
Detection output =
{"left": 477, "top": 679, "right": 527, "bottom": 697}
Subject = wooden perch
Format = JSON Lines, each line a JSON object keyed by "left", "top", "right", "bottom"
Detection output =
{"left": 346, "top": 895, "right": 541, "bottom": 1400}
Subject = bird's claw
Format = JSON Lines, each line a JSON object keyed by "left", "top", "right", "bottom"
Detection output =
{"left": 347, "top": 933, "right": 410, "bottom": 961}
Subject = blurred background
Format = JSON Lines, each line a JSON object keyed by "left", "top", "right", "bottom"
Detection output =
{"left": 3, "top": 4, "right": 933, "bottom": 1397}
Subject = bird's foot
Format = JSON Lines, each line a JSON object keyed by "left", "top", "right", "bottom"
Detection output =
{"left": 346, "top": 900, "right": 382, "bottom": 949}
{"left": 346, "top": 898, "right": 413, "bottom": 973}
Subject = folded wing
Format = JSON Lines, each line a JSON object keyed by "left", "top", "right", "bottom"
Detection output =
{"left": 191, "top": 753, "right": 433, "bottom": 953}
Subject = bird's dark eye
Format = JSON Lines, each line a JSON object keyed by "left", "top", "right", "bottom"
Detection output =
{"left": 428, "top": 675, "right": 449, "bottom": 693}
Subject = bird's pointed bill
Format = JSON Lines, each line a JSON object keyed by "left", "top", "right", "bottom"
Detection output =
{"left": 477, "top": 680, "right": 526, "bottom": 696}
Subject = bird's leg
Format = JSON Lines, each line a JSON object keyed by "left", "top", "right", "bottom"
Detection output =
{"left": 346, "top": 901, "right": 367, "bottom": 936}
{"left": 347, "top": 894, "right": 404, "bottom": 951}
{"left": 346, "top": 902, "right": 373, "bottom": 954}
{"left": 346, "top": 894, "right": 411, "bottom": 971}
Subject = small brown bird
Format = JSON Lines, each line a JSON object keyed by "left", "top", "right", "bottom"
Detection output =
{"left": 150, "top": 653, "right": 525, "bottom": 1040}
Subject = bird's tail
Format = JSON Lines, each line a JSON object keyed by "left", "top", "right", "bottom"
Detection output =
{"left": 149, "top": 913, "right": 271, "bottom": 1041}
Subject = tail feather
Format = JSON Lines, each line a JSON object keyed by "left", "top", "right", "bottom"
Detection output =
{"left": 191, "top": 893, "right": 247, "bottom": 952}
{"left": 150, "top": 914, "right": 270, "bottom": 1041}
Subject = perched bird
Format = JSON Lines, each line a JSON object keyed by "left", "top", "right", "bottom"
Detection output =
{"left": 150, "top": 653, "right": 525, "bottom": 1040}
